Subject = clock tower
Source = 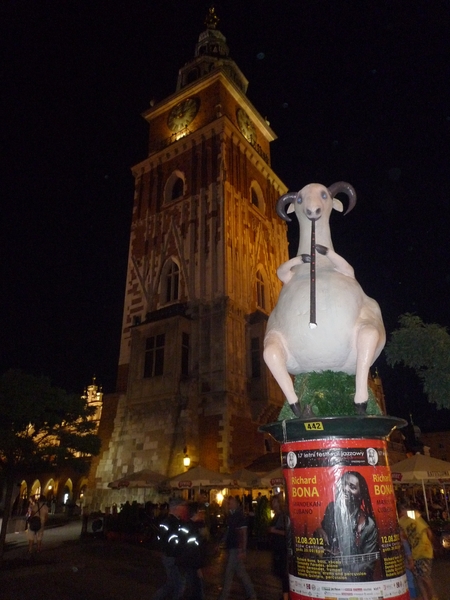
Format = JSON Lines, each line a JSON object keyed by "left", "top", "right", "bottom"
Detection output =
{"left": 89, "top": 10, "right": 289, "bottom": 508}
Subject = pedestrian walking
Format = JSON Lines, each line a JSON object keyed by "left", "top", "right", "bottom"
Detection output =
{"left": 218, "top": 495, "right": 257, "bottom": 600}
{"left": 398, "top": 502, "right": 439, "bottom": 600}
{"left": 152, "top": 497, "right": 189, "bottom": 600}
{"left": 26, "top": 494, "right": 49, "bottom": 554}
{"left": 400, "top": 529, "right": 419, "bottom": 599}
{"left": 182, "top": 502, "right": 208, "bottom": 600}
{"left": 268, "top": 494, "right": 289, "bottom": 600}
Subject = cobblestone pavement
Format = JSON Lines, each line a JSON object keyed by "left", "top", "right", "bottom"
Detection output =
{"left": 1, "top": 521, "right": 449, "bottom": 600}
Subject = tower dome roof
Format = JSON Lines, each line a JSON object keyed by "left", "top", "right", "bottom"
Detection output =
{"left": 176, "top": 8, "right": 248, "bottom": 94}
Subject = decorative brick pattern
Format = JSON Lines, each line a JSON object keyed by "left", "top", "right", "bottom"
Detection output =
{"left": 87, "top": 30, "right": 288, "bottom": 511}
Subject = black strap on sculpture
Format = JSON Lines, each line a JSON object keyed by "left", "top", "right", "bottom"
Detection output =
{"left": 309, "top": 219, "right": 317, "bottom": 328}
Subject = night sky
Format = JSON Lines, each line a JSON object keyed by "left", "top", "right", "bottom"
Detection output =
{"left": 3, "top": 1, "right": 450, "bottom": 431}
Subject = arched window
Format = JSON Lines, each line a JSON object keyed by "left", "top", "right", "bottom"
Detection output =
{"left": 62, "top": 478, "right": 73, "bottom": 505}
{"left": 164, "top": 171, "right": 185, "bottom": 204}
{"left": 162, "top": 258, "right": 180, "bottom": 304}
{"left": 44, "top": 478, "right": 56, "bottom": 501}
{"left": 256, "top": 270, "right": 266, "bottom": 310}
{"left": 171, "top": 177, "right": 184, "bottom": 200}
{"left": 30, "top": 479, "right": 41, "bottom": 498}
{"left": 250, "top": 181, "right": 265, "bottom": 213}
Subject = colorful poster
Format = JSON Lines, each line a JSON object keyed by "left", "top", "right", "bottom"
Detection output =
{"left": 282, "top": 438, "right": 409, "bottom": 600}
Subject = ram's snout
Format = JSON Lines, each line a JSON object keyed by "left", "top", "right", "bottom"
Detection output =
{"left": 305, "top": 205, "right": 322, "bottom": 220}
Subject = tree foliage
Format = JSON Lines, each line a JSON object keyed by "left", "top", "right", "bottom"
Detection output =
{"left": 0, "top": 369, "right": 101, "bottom": 558}
{"left": 385, "top": 314, "right": 450, "bottom": 410}
{"left": 0, "top": 369, "right": 101, "bottom": 474}
{"left": 278, "top": 371, "right": 381, "bottom": 419}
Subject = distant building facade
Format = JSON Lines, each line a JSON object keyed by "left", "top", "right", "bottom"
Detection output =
{"left": 6, "top": 377, "right": 102, "bottom": 527}
{"left": 420, "top": 431, "right": 450, "bottom": 462}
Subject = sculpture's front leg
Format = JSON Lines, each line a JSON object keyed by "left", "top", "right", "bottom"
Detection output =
{"left": 263, "top": 332, "right": 313, "bottom": 418}
{"left": 276, "top": 256, "right": 303, "bottom": 284}
{"left": 316, "top": 245, "right": 355, "bottom": 279}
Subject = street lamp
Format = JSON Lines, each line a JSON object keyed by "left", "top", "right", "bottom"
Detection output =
{"left": 183, "top": 447, "right": 191, "bottom": 468}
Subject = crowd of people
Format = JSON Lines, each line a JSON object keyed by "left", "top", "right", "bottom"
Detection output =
{"left": 149, "top": 492, "right": 288, "bottom": 600}
{"left": 94, "top": 488, "right": 447, "bottom": 600}
{"left": 17, "top": 484, "right": 448, "bottom": 599}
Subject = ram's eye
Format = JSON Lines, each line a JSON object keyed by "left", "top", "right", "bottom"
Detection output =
{"left": 321, "top": 191, "right": 328, "bottom": 199}
{"left": 296, "top": 194, "right": 303, "bottom": 204}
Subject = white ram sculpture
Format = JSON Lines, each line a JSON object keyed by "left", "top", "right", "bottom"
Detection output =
{"left": 263, "top": 182, "right": 385, "bottom": 417}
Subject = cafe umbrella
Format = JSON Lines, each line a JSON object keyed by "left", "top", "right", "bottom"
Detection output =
{"left": 228, "top": 468, "right": 263, "bottom": 489}
{"left": 164, "top": 465, "right": 231, "bottom": 490}
{"left": 108, "top": 469, "right": 167, "bottom": 489}
{"left": 391, "top": 453, "right": 450, "bottom": 520}
{"left": 259, "top": 466, "right": 285, "bottom": 489}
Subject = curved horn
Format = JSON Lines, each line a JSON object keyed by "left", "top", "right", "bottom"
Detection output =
{"left": 327, "top": 181, "right": 357, "bottom": 215}
{"left": 276, "top": 192, "right": 298, "bottom": 222}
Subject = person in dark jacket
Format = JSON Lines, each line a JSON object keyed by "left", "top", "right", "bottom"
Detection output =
{"left": 152, "top": 497, "right": 189, "bottom": 600}
{"left": 182, "top": 502, "right": 208, "bottom": 600}
{"left": 218, "top": 496, "right": 257, "bottom": 600}
{"left": 268, "top": 494, "right": 289, "bottom": 600}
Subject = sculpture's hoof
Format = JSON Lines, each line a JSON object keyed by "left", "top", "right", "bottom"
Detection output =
{"left": 315, "top": 244, "right": 328, "bottom": 255}
{"left": 354, "top": 401, "right": 368, "bottom": 415}
{"left": 289, "top": 402, "right": 315, "bottom": 419}
{"left": 300, "top": 404, "right": 315, "bottom": 419}
{"left": 301, "top": 254, "right": 311, "bottom": 263}
{"left": 290, "top": 402, "right": 302, "bottom": 417}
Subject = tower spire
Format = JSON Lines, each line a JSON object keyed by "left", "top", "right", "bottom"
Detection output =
{"left": 205, "top": 6, "right": 219, "bottom": 30}
{"left": 176, "top": 7, "right": 248, "bottom": 94}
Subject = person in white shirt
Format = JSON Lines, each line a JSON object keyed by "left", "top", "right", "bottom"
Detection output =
{"left": 26, "top": 494, "right": 49, "bottom": 553}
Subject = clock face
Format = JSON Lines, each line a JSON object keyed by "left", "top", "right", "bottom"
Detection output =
{"left": 236, "top": 108, "right": 256, "bottom": 144}
{"left": 167, "top": 97, "right": 200, "bottom": 132}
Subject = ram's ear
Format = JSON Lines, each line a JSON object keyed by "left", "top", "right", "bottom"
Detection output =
{"left": 287, "top": 204, "right": 295, "bottom": 214}
{"left": 332, "top": 198, "right": 344, "bottom": 212}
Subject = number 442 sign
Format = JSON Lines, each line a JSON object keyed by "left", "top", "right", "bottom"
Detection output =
{"left": 304, "top": 421, "right": 324, "bottom": 431}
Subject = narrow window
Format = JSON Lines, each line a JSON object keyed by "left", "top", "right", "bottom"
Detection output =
{"left": 251, "top": 188, "right": 259, "bottom": 207}
{"left": 187, "top": 69, "right": 198, "bottom": 84}
{"left": 165, "top": 261, "right": 180, "bottom": 303}
{"left": 251, "top": 337, "right": 261, "bottom": 378}
{"left": 181, "top": 332, "right": 190, "bottom": 377}
{"left": 171, "top": 177, "right": 184, "bottom": 200}
{"left": 144, "top": 334, "right": 165, "bottom": 378}
{"left": 256, "top": 271, "right": 265, "bottom": 310}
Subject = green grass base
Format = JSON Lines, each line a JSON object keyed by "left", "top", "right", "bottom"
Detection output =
{"left": 278, "top": 371, "right": 382, "bottom": 420}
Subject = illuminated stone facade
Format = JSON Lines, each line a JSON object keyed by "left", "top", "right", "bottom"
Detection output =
{"left": 87, "top": 18, "right": 288, "bottom": 510}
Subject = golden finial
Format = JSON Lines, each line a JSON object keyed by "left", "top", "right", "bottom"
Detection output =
{"left": 205, "top": 6, "right": 219, "bottom": 29}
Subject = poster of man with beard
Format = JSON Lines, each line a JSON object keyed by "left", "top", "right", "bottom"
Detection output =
{"left": 281, "top": 438, "right": 409, "bottom": 600}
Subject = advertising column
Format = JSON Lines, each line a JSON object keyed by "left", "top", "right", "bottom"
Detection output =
{"left": 261, "top": 416, "right": 409, "bottom": 600}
